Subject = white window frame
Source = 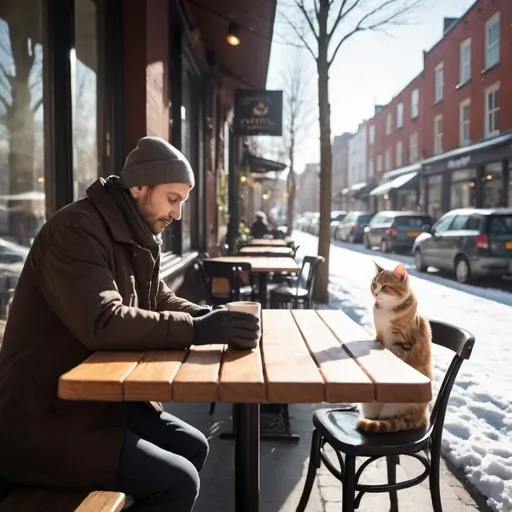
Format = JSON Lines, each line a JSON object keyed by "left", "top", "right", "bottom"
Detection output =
{"left": 377, "top": 154, "right": 383, "bottom": 173}
{"left": 459, "top": 99, "right": 471, "bottom": 146}
{"left": 485, "top": 82, "right": 500, "bottom": 137}
{"left": 459, "top": 38, "right": 471, "bottom": 85}
{"left": 385, "top": 114, "right": 392, "bottom": 135}
{"left": 434, "top": 63, "right": 444, "bottom": 103}
{"left": 434, "top": 114, "right": 443, "bottom": 155}
{"left": 411, "top": 89, "right": 419, "bottom": 118}
{"left": 409, "top": 132, "right": 418, "bottom": 163}
{"left": 396, "top": 103, "right": 403, "bottom": 129}
{"left": 395, "top": 141, "right": 403, "bottom": 168}
{"left": 485, "top": 12, "right": 500, "bottom": 69}
{"left": 369, "top": 125, "right": 375, "bottom": 145}
{"left": 384, "top": 148, "right": 391, "bottom": 171}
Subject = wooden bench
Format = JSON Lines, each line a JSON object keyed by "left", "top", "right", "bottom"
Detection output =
{"left": 0, "top": 486, "right": 125, "bottom": 511}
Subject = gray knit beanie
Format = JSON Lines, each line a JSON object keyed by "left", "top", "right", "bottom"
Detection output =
{"left": 119, "top": 136, "right": 195, "bottom": 189}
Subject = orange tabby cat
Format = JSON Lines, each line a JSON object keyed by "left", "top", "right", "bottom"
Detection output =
{"left": 357, "top": 262, "right": 432, "bottom": 433}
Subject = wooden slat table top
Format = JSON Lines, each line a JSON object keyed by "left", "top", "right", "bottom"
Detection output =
{"left": 58, "top": 310, "right": 432, "bottom": 404}
{"left": 249, "top": 239, "right": 288, "bottom": 247}
{"left": 239, "top": 246, "right": 293, "bottom": 256}
{"left": 205, "top": 256, "right": 299, "bottom": 273}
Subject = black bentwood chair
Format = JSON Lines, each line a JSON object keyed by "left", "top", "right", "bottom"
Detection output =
{"left": 296, "top": 320, "right": 475, "bottom": 512}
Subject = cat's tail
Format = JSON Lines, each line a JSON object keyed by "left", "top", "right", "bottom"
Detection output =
{"left": 356, "top": 411, "right": 427, "bottom": 433}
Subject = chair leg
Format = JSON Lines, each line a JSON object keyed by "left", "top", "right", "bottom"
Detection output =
{"left": 386, "top": 455, "right": 399, "bottom": 512}
{"left": 296, "top": 429, "right": 322, "bottom": 512}
{"left": 209, "top": 402, "right": 216, "bottom": 415}
{"left": 342, "top": 455, "right": 356, "bottom": 512}
{"left": 429, "top": 450, "right": 443, "bottom": 512}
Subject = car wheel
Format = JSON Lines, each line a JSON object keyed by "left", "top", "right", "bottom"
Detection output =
{"left": 364, "top": 235, "right": 371, "bottom": 249}
{"left": 380, "top": 239, "right": 389, "bottom": 253}
{"left": 455, "top": 256, "right": 471, "bottom": 284}
{"left": 348, "top": 233, "right": 355, "bottom": 244}
{"left": 414, "top": 249, "right": 427, "bottom": 272}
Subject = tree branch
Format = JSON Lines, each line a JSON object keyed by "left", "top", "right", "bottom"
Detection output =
{"left": 329, "top": 0, "right": 421, "bottom": 66}
{"left": 328, "top": 0, "right": 356, "bottom": 38}
{"left": 31, "top": 96, "right": 43, "bottom": 114}
{"left": 279, "top": 9, "right": 317, "bottom": 59}
{"left": 295, "top": 0, "right": 319, "bottom": 39}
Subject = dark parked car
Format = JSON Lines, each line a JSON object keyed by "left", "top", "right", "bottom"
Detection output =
{"left": 413, "top": 208, "right": 512, "bottom": 284}
{"left": 363, "top": 211, "right": 432, "bottom": 253}
{"left": 335, "top": 211, "right": 375, "bottom": 243}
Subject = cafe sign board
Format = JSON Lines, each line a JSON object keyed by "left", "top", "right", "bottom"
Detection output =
{"left": 234, "top": 89, "right": 283, "bottom": 136}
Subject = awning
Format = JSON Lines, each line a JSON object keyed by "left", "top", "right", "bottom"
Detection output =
{"left": 348, "top": 181, "right": 375, "bottom": 197}
{"left": 370, "top": 171, "right": 419, "bottom": 196}
{"left": 249, "top": 155, "right": 287, "bottom": 174}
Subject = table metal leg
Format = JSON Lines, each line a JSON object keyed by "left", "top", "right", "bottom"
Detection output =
{"left": 234, "top": 403, "right": 260, "bottom": 512}
{"left": 259, "top": 273, "right": 268, "bottom": 308}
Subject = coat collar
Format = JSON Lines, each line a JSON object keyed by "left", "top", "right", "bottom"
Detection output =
{"left": 86, "top": 177, "right": 134, "bottom": 245}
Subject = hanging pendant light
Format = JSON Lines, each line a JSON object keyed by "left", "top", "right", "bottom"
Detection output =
{"left": 226, "top": 21, "right": 241, "bottom": 46}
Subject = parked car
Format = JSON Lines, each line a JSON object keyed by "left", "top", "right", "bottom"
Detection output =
{"left": 335, "top": 211, "right": 375, "bottom": 243}
{"left": 363, "top": 211, "right": 432, "bottom": 253}
{"left": 413, "top": 208, "right": 512, "bottom": 284}
{"left": 330, "top": 210, "right": 347, "bottom": 238}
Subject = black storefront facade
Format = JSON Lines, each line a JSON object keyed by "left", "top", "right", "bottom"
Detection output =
{"left": 0, "top": 0, "right": 276, "bottom": 308}
{"left": 421, "top": 132, "right": 512, "bottom": 220}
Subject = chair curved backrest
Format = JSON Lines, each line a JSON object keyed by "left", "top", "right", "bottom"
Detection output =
{"left": 296, "top": 255, "right": 325, "bottom": 298}
{"left": 428, "top": 320, "right": 475, "bottom": 445}
{"left": 202, "top": 260, "right": 253, "bottom": 304}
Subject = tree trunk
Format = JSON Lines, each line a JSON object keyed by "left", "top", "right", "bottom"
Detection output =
{"left": 286, "top": 149, "right": 296, "bottom": 236}
{"left": 313, "top": 48, "right": 332, "bottom": 304}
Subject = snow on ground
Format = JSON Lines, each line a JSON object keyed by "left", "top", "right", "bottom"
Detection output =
{"left": 293, "top": 231, "right": 512, "bottom": 512}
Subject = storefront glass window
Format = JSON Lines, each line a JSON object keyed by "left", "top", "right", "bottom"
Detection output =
{"left": 0, "top": 0, "right": 45, "bottom": 313}
{"left": 482, "top": 162, "right": 505, "bottom": 207}
{"left": 72, "top": 0, "right": 98, "bottom": 199}
{"left": 450, "top": 168, "right": 477, "bottom": 210}
{"left": 427, "top": 175, "right": 443, "bottom": 220}
{"left": 509, "top": 161, "right": 512, "bottom": 207}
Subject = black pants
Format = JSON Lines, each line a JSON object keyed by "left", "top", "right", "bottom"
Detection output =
{"left": 115, "top": 403, "right": 209, "bottom": 512}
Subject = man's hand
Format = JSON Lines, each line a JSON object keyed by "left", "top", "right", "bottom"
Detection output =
{"left": 192, "top": 309, "right": 260, "bottom": 350}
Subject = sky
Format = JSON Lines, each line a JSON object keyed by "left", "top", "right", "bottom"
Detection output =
{"left": 263, "top": 0, "right": 477, "bottom": 174}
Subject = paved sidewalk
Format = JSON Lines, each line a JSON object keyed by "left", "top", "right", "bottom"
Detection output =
{"left": 165, "top": 402, "right": 490, "bottom": 512}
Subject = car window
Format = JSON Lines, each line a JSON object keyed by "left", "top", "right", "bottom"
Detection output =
{"left": 393, "top": 216, "right": 430, "bottom": 227}
{"left": 450, "top": 215, "right": 470, "bottom": 230}
{"left": 432, "top": 215, "right": 454, "bottom": 233}
{"left": 369, "top": 214, "right": 383, "bottom": 225}
{"left": 489, "top": 215, "right": 512, "bottom": 235}
{"left": 357, "top": 213, "right": 374, "bottom": 224}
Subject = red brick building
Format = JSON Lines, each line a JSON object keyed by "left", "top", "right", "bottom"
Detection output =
{"left": 362, "top": 0, "right": 512, "bottom": 219}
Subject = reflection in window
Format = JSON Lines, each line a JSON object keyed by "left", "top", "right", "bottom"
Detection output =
{"left": 72, "top": 0, "right": 98, "bottom": 199}
{"left": 0, "top": 0, "right": 45, "bottom": 310}
{"left": 427, "top": 175, "right": 442, "bottom": 220}
{"left": 482, "top": 162, "right": 505, "bottom": 208}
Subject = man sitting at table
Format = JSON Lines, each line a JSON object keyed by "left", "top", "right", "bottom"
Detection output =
{"left": 0, "top": 137, "right": 260, "bottom": 511}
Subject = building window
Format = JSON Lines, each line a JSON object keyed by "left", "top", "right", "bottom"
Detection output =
{"left": 411, "top": 89, "right": 419, "bottom": 118}
{"left": 385, "top": 114, "right": 392, "bottom": 135}
{"left": 450, "top": 169, "right": 477, "bottom": 210}
{"left": 485, "top": 12, "right": 500, "bottom": 69}
{"left": 483, "top": 162, "right": 505, "bottom": 207}
{"left": 395, "top": 141, "right": 403, "bottom": 168}
{"left": 368, "top": 159, "right": 374, "bottom": 177}
{"left": 369, "top": 125, "right": 375, "bottom": 145}
{"left": 434, "top": 115, "right": 443, "bottom": 155}
{"left": 384, "top": 148, "right": 391, "bottom": 171}
{"left": 459, "top": 38, "right": 471, "bottom": 85}
{"left": 427, "top": 175, "right": 443, "bottom": 220}
{"left": 73, "top": 0, "right": 99, "bottom": 200}
{"left": 377, "top": 154, "right": 383, "bottom": 173}
{"left": 459, "top": 99, "right": 471, "bottom": 146}
{"left": 409, "top": 133, "right": 418, "bottom": 163}
{"left": 0, "top": 1, "right": 46, "bottom": 251}
{"left": 396, "top": 103, "right": 403, "bottom": 128}
{"left": 434, "top": 63, "right": 444, "bottom": 103}
{"left": 485, "top": 83, "right": 500, "bottom": 137}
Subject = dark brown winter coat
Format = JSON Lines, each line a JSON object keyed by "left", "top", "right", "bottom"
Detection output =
{"left": 0, "top": 178, "right": 201, "bottom": 490}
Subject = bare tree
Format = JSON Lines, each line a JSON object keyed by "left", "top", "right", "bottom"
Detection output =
{"left": 281, "top": 48, "right": 314, "bottom": 236}
{"left": 280, "top": 0, "right": 421, "bottom": 303}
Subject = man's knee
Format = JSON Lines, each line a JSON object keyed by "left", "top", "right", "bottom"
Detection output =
{"left": 186, "top": 429, "right": 209, "bottom": 471}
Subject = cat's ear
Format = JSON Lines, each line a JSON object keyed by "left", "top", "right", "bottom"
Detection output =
{"left": 374, "top": 261, "right": 384, "bottom": 274}
{"left": 392, "top": 263, "right": 407, "bottom": 280}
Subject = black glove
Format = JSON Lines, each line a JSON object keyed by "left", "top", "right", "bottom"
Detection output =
{"left": 192, "top": 309, "right": 261, "bottom": 350}
{"left": 191, "top": 306, "right": 213, "bottom": 318}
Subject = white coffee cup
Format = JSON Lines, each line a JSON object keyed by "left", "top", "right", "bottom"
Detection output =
{"left": 226, "top": 301, "right": 262, "bottom": 348}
